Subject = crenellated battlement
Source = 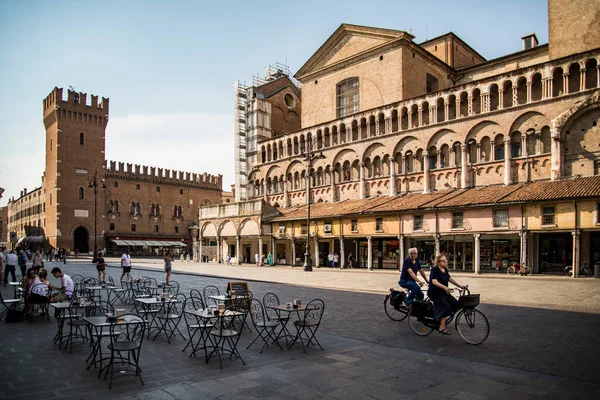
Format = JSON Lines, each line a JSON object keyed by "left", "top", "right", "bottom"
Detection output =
{"left": 104, "top": 160, "right": 223, "bottom": 190}
{"left": 43, "top": 87, "right": 109, "bottom": 127}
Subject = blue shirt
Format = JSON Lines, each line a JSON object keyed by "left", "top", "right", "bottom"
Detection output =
{"left": 400, "top": 258, "right": 421, "bottom": 282}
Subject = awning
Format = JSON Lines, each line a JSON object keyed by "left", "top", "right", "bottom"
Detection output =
{"left": 17, "top": 237, "right": 26, "bottom": 245}
{"left": 111, "top": 240, "right": 129, "bottom": 246}
{"left": 165, "top": 241, "right": 187, "bottom": 247}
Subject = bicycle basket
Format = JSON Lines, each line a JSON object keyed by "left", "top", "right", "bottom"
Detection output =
{"left": 459, "top": 294, "right": 480, "bottom": 308}
{"left": 389, "top": 290, "right": 406, "bottom": 309}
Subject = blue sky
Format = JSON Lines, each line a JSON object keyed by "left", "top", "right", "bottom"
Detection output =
{"left": 0, "top": 0, "right": 548, "bottom": 206}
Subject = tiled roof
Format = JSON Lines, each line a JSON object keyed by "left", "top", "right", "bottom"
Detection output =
{"left": 269, "top": 176, "right": 600, "bottom": 220}
{"left": 500, "top": 176, "right": 600, "bottom": 203}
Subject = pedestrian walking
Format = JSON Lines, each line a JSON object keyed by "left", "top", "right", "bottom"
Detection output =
{"left": 346, "top": 252, "right": 354, "bottom": 269}
{"left": 333, "top": 252, "right": 339, "bottom": 268}
{"left": 121, "top": 249, "right": 132, "bottom": 280}
{"left": 255, "top": 252, "right": 260, "bottom": 267}
{"left": 4, "top": 250, "right": 17, "bottom": 284}
{"left": 18, "top": 250, "right": 28, "bottom": 278}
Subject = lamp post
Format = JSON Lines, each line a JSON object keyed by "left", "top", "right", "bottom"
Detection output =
{"left": 88, "top": 170, "right": 106, "bottom": 263}
{"left": 300, "top": 135, "right": 325, "bottom": 271}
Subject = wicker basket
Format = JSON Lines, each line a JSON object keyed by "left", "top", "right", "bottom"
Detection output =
{"left": 458, "top": 294, "right": 480, "bottom": 308}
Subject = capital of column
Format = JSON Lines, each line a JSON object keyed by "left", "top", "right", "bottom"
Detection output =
{"left": 461, "top": 144, "right": 468, "bottom": 151}
{"left": 473, "top": 233, "right": 481, "bottom": 240}
{"left": 504, "top": 136, "right": 512, "bottom": 144}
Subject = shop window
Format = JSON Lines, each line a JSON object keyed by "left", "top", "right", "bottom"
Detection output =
{"left": 131, "top": 224, "right": 136, "bottom": 232}
{"left": 324, "top": 221, "right": 332, "bottom": 233}
{"left": 493, "top": 209, "right": 509, "bottom": 228}
{"left": 109, "top": 223, "right": 114, "bottom": 231}
{"left": 542, "top": 206, "right": 556, "bottom": 225}
{"left": 351, "top": 219, "right": 358, "bottom": 232}
{"left": 336, "top": 78, "right": 359, "bottom": 118}
{"left": 451, "top": 212, "right": 464, "bottom": 229}
{"left": 413, "top": 215, "right": 423, "bottom": 230}
{"left": 175, "top": 226, "right": 179, "bottom": 233}
{"left": 301, "top": 224, "right": 308, "bottom": 235}
{"left": 376, "top": 218, "right": 383, "bottom": 231}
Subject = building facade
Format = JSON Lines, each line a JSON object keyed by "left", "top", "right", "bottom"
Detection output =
{"left": 199, "top": 0, "right": 600, "bottom": 275}
{"left": 5, "top": 87, "right": 223, "bottom": 256}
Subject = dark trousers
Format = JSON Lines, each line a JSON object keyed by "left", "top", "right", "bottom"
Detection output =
{"left": 19, "top": 264, "right": 26, "bottom": 278}
{"left": 4, "top": 265, "right": 16, "bottom": 284}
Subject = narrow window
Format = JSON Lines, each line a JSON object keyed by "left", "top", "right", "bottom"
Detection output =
{"left": 175, "top": 226, "right": 179, "bottom": 234}
{"left": 351, "top": 219, "right": 358, "bottom": 232}
{"left": 336, "top": 78, "right": 359, "bottom": 118}
{"left": 452, "top": 212, "right": 464, "bottom": 229}
{"left": 179, "top": 189, "right": 184, "bottom": 195}
{"left": 113, "top": 181, "right": 118, "bottom": 188}
{"left": 493, "top": 209, "right": 509, "bottom": 228}
{"left": 109, "top": 223, "right": 115, "bottom": 231}
{"left": 156, "top": 186, "right": 160, "bottom": 192}
{"left": 78, "top": 187, "right": 84, "bottom": 200}
{"left": 413, "top": 215, "right": 423, "bottom": 230}
{"left": 131, "top": 224, "right": 136, "bottom": 232}
{"left": 426, "top": 74, "right": 439, "bottom": 93}
{"left": 376, "top": 218, "right": 383, "bottom": 231}
{"left": 136, "top": 184, "right": 140, "bottom": 190}
{"left": 542, "top": 206, "right": 556, "bottom": 225}
{"left": 79, "top": 133, "right": 84, "bottom": 145}
{"left": 155, "top": 225, "right": 159, "bottom": 233}
{"left": 324, "top": 221, "right": 332, "bottom": 233}
{"left": 301, "top": 224, "right": 308, "bottom": 235}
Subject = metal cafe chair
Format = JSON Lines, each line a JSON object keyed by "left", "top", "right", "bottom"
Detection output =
{"left": 246, "top": 300, "right": 282, "bottom": 353}
{"left": 0, "top": 290, "right": 22, "bottom": 320}
{"left": 154, "top": 293, "right": 186, "bottom": 343}
{"left": 182, "top": 296, "right": 214, "bottom": 358}
{"left": 232, "top": 289, "right": 253, "bottom": 333}
{"left": 203, "top": 285, "right": 220, "bottom": 308}
{"left": 207, "top": 305, "right": 246, "bottom": 369}
{"left": 290, "top": 299, "right": 325, "bottom": 354}
{"left": 104, "top": 314, "right": 146, "bottom": 389}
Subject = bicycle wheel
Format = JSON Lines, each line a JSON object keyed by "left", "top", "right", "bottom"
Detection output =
{"left": 384, "top": 295, "right": 409, "bottom": 321}
{"left": 455, "top": 308, "right": 489, "bottom": 345}
{"left": 523, "top": 266, "right": 532, "bottom": 276}
{"left": 407, "top": 308, "right": 434, "bottom": 336}
{"left": 507, "top": 266, "right": 517, "bottom": 276}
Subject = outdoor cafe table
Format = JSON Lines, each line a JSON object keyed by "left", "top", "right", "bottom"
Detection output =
{"left": 9, "top": 281, "right": 21, "bottom": 299}
{"left": 134, "top": 297, "right": 179, "bottom": 340}
{"left": 82, "top": 315, "right": 148, "bottom": 377}
{"left": 49, "top": 300, "right": 94, "bottom": 348}
{"left": 184, "top": 309, "right": 244, "bottom": 362}
{"left": 265, "top": 303, "right": 307, "bottom": 349}
{"left": 85, "top": 285, "right": 116, "bottom": 303}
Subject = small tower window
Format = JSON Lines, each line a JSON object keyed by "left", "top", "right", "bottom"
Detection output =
{"left": 78, "top": 187, "right": 84, "bottom": 200}
{"left": 155, "top": 225, "right": 159, "bottom": 233}
{"left": 156, "top": 186, "right": 160, "bottom": 192}
{"left": 113, "top": 182, "right": 118, "bottom": 188}
{"left": 136, "top": 184, "right": 140, "bottom": 190}
{"left": 79, "top": 133, "right": 84, "bottom": 146}
{"left": 131, "top": 224, "right": 137, "bottom": 232}
{"left": 109, "top": 223, "right": 115, "bottom": 231}
{"left": 179, "top": 189, "right": 184, "bottom": 195}
{"left": 175, "top": 226, "right": 179, "bottom": 234}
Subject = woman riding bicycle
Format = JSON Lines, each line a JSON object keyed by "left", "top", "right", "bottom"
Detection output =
{"left": 428, "top": 254, "right": 466, "bottom": 335}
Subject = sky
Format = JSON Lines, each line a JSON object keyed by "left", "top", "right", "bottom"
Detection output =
{"left": 0, "top": 0, "right": 549, "bottom": 207}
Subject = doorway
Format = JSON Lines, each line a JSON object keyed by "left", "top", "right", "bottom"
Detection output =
{"left": 244, "top": 245, "right": 251, "bottom": 264}
{"left": 73, "top": 226, "right": 89, "bottom": 253}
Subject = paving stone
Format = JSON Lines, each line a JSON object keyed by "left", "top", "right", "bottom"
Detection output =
{"left": 452, "top": 391, "right": 490, "bottom": 400}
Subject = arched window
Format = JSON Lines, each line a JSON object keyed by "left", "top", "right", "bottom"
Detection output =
{"left": 131, "top": 224, "right": 136, "bottom": 232}
{"left": 109, "top": 223, "right": 115, "bottom": 231}
{"left": 173, "top": 205, "right": 182, "bottom": 218}
{"left": 151, "top": 203, "right": 160, "bottom": 217}
{"left": 79, "top": 133, "right": 84, "bottom": 145}
{"left": 108, "top": 199, "right": 119, "bottom": 214}
{"left": 78, "top": 187, "right": 84, "bottom": 200}
{"left": 130, "top": 202, "right": 140, "bottom": 216}
{"left": 336, "top": 78, "right": 359, "bottom": 118}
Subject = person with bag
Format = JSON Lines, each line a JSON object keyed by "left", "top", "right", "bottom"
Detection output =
{"left": 96, "top": 253, "right": 107, "bottom": 283}
{"left": 163, "top": 251, "right": 174, "bottom": 285}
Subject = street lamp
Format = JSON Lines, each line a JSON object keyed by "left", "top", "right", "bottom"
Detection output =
{"left": 300, "top": 135, "right": 325, "bottom": 271}
{"left": 88, "top": 170, "right": 106, "bottom": 262}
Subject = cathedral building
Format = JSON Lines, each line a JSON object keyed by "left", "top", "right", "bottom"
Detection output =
{"left": 198, "top": 0, "right": 600, "bottom": 276}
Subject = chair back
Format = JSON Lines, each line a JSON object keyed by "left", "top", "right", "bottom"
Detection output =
{"left": 262, "top": 292, "right": 280, "bottom": 320}
{"left": 82, "top": 277, "right": 100, "bottom": 287}
{"left": 166, "top": 293, "right": 186, "bottom": 316}
{"left": 218, "top": 305, "right": 246, "bottom": 336}
{"left": 107, "top": 276, "right": 116, "bottom": 287}
{"left": 183, "top": 296, "right": 203, "bottom": 326}
{"left": 70, "top": 274, "right": 85, "bottom": 283}
{"left": 203, "top": 285, "right": 220, "bottom": 307}
{"left": 133, "top": 286, "right": 152, "bottom": 300}
{"left": 233, "top": 290, "right": 253, "bottom": 311}
{"left": 109, "top": 314, "right": 146, "bottom": 347}
{"left": 167, "top": 281, "right": 180, "bottom": 296}
{"left": 249, "top": 300, "right": 267, "bottom": 324}
{"left": 88, "top": 300, "right": 115, "bottom": 316}
{"left": 189, "top": 288, "right": 202, "bottom": 300}
{"left": 303, "top": 299, "right": 325, "bottom": 325}
{"left": 28, "top": 282, "right": 50, "bottom": 298}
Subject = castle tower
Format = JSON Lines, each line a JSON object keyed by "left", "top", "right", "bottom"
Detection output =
{"left": 43, "top": 87, "right": 109, "bottom": 252}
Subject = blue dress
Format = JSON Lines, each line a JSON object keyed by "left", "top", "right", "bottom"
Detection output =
{"left": 427, "top": 266, "right": 460, "bottom": 319}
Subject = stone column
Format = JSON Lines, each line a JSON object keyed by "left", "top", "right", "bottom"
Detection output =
{"left": 477, "top": 143, "right": 482, "bottom": 163}
{"left": 263, "top": 181, "right": 267, "bottom": 202}
{"left": 444, "top": 103, "right": 449, "bottom": 121}
{"left": 437, "top": 150, "right": 442, "bottom": 170}
{"left": 521, "top": 133, "right": 527, "bottom": 157}
{"left": 456, "top": 98, "right": 462, "bottom": 115}
{"left": 314, "top": 236, "right": 319, "bottom": 267}
{"left": 461, "top": 144, "right": 468, "bottom": 189}
{"left": 389, "top": 159, "right": 396, "bottom": 196}
{"left": 258, "top": 236, "right": 263, "bottom": 265}
{"left": 283, "top": 178, "right": 289, "bottom": 208}
{"left": 551, "top": 129, "right": 562, "bottom": 180}
{"left": 512, "top": 86, "right": 518, "bottom": 105}
{"left": 434, "top": 234, "right": 440, "bottom": 256}
{"left": 191, "top": 226, "right": 199, "bottom": 262}
{"left": 431, "top": 105, "right": 437, "bottom": 124}
{"left": 330, "top": 170, "right": 336, "bottom": 202}
{"left": 563, "top": 73, "right": 569, "bottom": 94}
{"left": 367, "top": 236, "right": 373, "bottom": 270}
{"left": 385, "top": 117, "right": 392, "bottom": 134}
{"left": 340, "top": 236, "right": 345, "bottom": 269}
{"left": 399, "top": 234, "right": 405, "bottom": 267}
{"left": 291, "top": 237, "right": 296, "bottom": 267}
{"left": 467, "top": 96, "right": 473, "bottom": 116}
{"left": 519, "top": 231, "right": 527, "bottom": 266}
{"left": 580, "top": 69, "right": 586, "bottom": 91}
{"left": 199, "top": 234, "right": 203, "bottom": 262}
{"left": 504, "top": 136, "right": 512, "bottom": 185}
{"left": 423, "top": 151, "right": 430, "bottom": 194}
{"left": 359, "top": 162, "right": 365, "bottom": 199}
{"left": 408, "top": 109, "right": 413, "bottom": 128}
{"left": 527, "top": 82, "right": 532, "bottom": 103}
{"left": 499, "top": 89, "right": 504, "bottom": 109}
{"left": 572, "top": 230, "right": 580, "bottom": 278}
{"left": 236, "top": 235, "right": 241, "bottom": 265}
{"left": 216, "top": 236, "right": 221, "bottom": 263}
{"left": 474, "top": 234, "right": 481, "bottom": 274}
{"left": 271, "top": 235, "right": 276, "bottom": 265}
{"left": 418, "top": 106, "right": 423, "bottom": 126}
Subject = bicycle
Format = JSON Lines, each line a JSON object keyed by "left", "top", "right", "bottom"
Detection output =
{"left": 406, "top": 286, "right": 490, "bottom": 345}
{"left": 507, "top": 263, "right": 532, "bottom": 276}
{"left": 384, "top": 288, "right": 410, "bottom": 321}
{"left": 565, "top": 262, "right": 592, "bottom": 277}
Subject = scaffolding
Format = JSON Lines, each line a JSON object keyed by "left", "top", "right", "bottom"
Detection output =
{"left": 252, "top": 62, "right": 302, "bottom": 89}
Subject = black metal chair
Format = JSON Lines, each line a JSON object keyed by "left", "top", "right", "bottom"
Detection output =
{"left": 154, "top": 293, "right": 186, "bottom": 343}
{"left": 263, "top": 292, "right": 289, "bottom": 323}
{"left": 105, "top": 314, "right": 146, "bottom": 389}
{"left": 232, "top": 290, "right": 253, "bottom": 333}
{"left": 24, "top": 283, "right": 51, "bottom": 321}
{"left": 189, "top": 288, "right": 203, "bottom": 300}
{"left": 64, "top": 299, "right": 92, "bottom": 353}
{"left": 0, "top": 290, "right": 21, "bottom": 320}
{"left": 166, "top": 280, "right": 180, "bottom": 296}
{"left": 203, "top": 285, "right": 220, "bottom": 308}
{"left": 207, "top": 305, "right": 246, "bottom": 369}
{"left": 290, "top": 299, "right": 325, "bottom": 353}
{"left": 182, "top": 296, "right": 214, "bottom": 357}
{"left": 86, "top": 301, "right": 116, "bottom": 376}
{"left": 246, "top": 300, "right": 282, "bottom": 353}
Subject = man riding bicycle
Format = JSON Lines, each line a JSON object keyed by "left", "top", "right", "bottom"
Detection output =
{"left": 399, "top": 248, "right": 428, "bottom": 305}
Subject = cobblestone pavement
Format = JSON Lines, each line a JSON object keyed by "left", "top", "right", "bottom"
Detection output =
{"left": 1, "top": 259, "right": 599, "bottom": 399}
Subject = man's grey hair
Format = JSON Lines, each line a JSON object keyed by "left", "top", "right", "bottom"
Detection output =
{"left": 408, "top": 247, "right": 418, "bottom": 254}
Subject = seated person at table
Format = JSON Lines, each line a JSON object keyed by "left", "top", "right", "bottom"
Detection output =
{"left": 27, "top": 268, "right": 50, "bottom": 315}
{"left": 48, "top": 267, "right": 74, "bottom": 303}
{"left": 21, "top": 267, "right": 37, "bottom": 298}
